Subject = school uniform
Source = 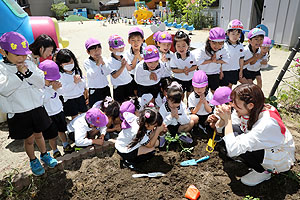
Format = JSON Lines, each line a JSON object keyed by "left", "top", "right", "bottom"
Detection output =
{"left": 0, "top": 60, "right": 51, "bottom": 139}
{"left": 107, "top": 53, "right": 133, "bottom": 103}
{"left": 159, "top": 101, "right": 191, "bottom": 136}
{"left": 59, "top": 71, "right": 87, "bottom": 116}
{"left": 223, "top": 106, "right": 295, "bottom": 173}
{"left": 220, "top": 41, "right": 244, "bottom": 86}
{"left": 260, "top": 53, "right": 269, "bottom": 69}
{"left": 170, "top": 51, "right": 197, "bottom": 92}
{"left": 134, "top": 61, "right": 165, "bottom": 98}
{"left": 159, "top": 51, "right": 174, "bottom": 78}
{"left": 195, "top": 47, "right": 230, "bottom": 91}
{"left": 84, "top": 56, "right": 111, "bottom": 107}
{"left": 243, "top": 45, "right": 262, "bottom": 80}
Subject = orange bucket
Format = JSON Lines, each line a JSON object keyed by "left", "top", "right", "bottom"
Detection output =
{"left": 185, "top": 185, "right": 200, "bottom": 200}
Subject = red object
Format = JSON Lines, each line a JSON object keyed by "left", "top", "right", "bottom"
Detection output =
{"left": 185, "top": 185, "right": 200, "bottom": 200}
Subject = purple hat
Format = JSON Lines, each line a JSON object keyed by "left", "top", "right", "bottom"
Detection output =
{"left": 108, "top": 34, "right": 125, "bottom": 49}
{"left": 153, "top": 31, "right": 162, "bottom": 42}
{"left": 209, "top": 27, "right": 226, "bottom": 42}
{"left": 85, "top": 108, "right": 108, "bottom": 127}
{"left": 209, "top": 87, "right": 232, "bottom": 106}
{"left": 39, "top": 60, "right": 60, "bottom": 81}
{"left": 192, "top": 70, "right": 208, "bottom": 88}
{"left": 120, "top": 101, "right": 136, "bottom": 121}
{"left": 143, "top": 45, "right": 159, "bottom": 62}
{"left": 247, "top": 28, "right": 265, "bottom": 39}
{"left": 227, "top": 19, "right": 244, "bottom": 30}
{"left": 0, "top": 32, "right": 31, "bottom": 55}
{"left": 85, "top": 38, "right": 101, "bottom": 50}
{"left": 157, "top": 31, "right": 172, "bottom": 43}
{"left": 262, "top": 36, "right": 272, "bottom": 47}
{"left": 129, "top": 27, "right": 144, "bottom": 38}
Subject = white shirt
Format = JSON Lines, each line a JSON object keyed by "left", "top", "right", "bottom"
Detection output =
{"left": 123, "top": 47, "right": 144, "bottom": 75}
{"left": 170, "top": 52, "right": 197, "bottom": 81}
{"left": 188, "top": 91, "right": 213, "bottom": 115}
{"left": 42, "top": 85, "right": 63, "bottom": 116}
{"left": 222, "top": 41, "right": 244, "bottom": 71}
{"left": 223, "top": 106, "right": 295, "bottom": 172}
{"left": 107, "top": 55, "right": 132, "bottom": 87}
{"left": 134, "top": 61, "right": 165, "bottom": 86}
{"left": 115, "top": 113, "right": 150, "bottom": 153}
{"left": 159, "top": 51, "right": 174, "bottom": 78}
{"left": 67, "top": 113, "right": 106, "bottom": 147}
{"left": 0, "top": 60, "right": 44, "bottom": 114}
{"left": 195, "top": 47, "right": 230, "bottom": 75}
{"left": 260, "top": 53, "right": 269, "bottom": 69}
{"left": 83, "top": 57, "right": 110, "bottom": 89}
{"left": 159, "top": 101, "right": 191, "bottom": 126}
{"left": 243, "top": 45, "right": 261, "bottom": 71}
{"left": 155, "top": 93, "right": 167, "bottom": 108}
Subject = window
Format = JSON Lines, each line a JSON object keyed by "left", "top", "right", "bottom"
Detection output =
{"left": 81, "top": 0, "right": 91, "bottom": 3}
{"left": 69, "top": 0, "right": 79, "bottom": 4}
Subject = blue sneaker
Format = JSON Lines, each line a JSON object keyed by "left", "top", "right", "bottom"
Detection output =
{"left": 179, "top": 135, "right": 193, "bottom": 144}
{"left": 159, "top": 136, "right": 166, "bottom": 147}
{"left": 40, "top": 152, "right": 58, "bottom": 168}
{"left": 30, "top": 158, "right": 45, "bottom": 176}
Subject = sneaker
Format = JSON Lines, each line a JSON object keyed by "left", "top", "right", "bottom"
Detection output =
{"left": 63, "top": 144, "right": 75, "bottom": 154}
{"left": 53, "top": 151, "right": 62, "bottom": 159}
{"left": 159, "top": 136, "right": 166, "bottom": 147}
{"left": 40, "top": 152, "right": 58, "bottom": 168}
{"left": 179, "top": 135, "right": 193, "bottom": 144}
{"left": 30, "top": 158, "right": 45, "bottom": 176}
{"left": 241, "top": 170, "right": 271, "bottom": 186}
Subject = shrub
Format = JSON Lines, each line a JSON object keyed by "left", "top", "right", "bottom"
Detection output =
{"left": 51, "top": 2, "right": 69, "bottom": 19}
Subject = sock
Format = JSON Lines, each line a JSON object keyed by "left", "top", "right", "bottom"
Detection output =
{"left": 53, "top": 149, "right": 59, "bottom": 154}
{"left": 63, "top": 142, "right": 69, "bottom": 148}
{"left": 30, "top": 157, "right": 37, "bottom": 162}
{"left": 41, "top": 152, "right": 47, "bottom": 157}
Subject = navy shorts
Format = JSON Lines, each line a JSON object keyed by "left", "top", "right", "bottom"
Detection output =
{"left": 220, "top": 70, "right": 239, "bottom": 86}
{"left": 137, "top": 82, "right": 160, "bottom": 98}
{"left": 173, "top": 78, "right": 193, "bottom": 93}
{"left": 207, "top": 74, "right": 220, "bottom": 91}
{"left": 244, "top": 69, "right": 261, "bottom": 80}
{"left": 113, "top": 82, "right": 134, "bottom": 103}
{"left": 89, "top": 86, "right": 111, "bottom": 108}
{"left": 63, "top": 95, "right": 88, "bottom": 117}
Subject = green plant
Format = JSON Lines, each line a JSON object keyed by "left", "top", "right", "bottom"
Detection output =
{"left": 2, "top": 169, "right": 19, "bottom": 198}
{"left": 243, "top": 195, "right": 260, "bottom": 200}
{"left": 165, "top": 132, "right": 194, "bottom": 154}
{"left": 51, "top": 2, "right": 69, "bottom": 18}
{"left": 265, "top": 96, "right": 278, "bottom": 109}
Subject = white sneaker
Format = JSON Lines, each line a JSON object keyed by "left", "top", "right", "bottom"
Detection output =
{"left": 241, "top": 170, "right": 271, "bottom": 186}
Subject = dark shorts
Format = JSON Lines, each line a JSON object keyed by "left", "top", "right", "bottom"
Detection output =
{"left": 130, "top": 74, "right": 138, "bottom": 91}
{"left": 113, "top": 82, "right": 134, "bottom": 103}
{"left": 167, "top": 124, "right": 181, "bottom": 137}
{"left": 173, "top": 78, "right": 193, "bottom": 93}
{"left": 243, "top": 69, "right": 261, "bottom": 80}
{"left": 63, "top": 95, "right": 88, "bottom": 117}
{"left": 220, "top": 70, "right": 239, "bottom": 86}
{"left": 137, "top": 82, "right": 160, "bottom": 98}
{"left": 207, "top": 74, "right": 220, "bottom": 91}
{"left": 42, "top": 121, "right": 58, "bottom": 140}
{"left": 117, "top": 149, "right": 139, "bottom": 161}
{"left": 196, "top": 114, "right": 210, "bottom": 127}
{"left": 89, "top": 86, "right": 111, "bottom": 107}
{"left": 50, "top": 111, "right": 67, "bottom": 133}
{"left": 7, "top": 106, "right": 51, "bottom": 140}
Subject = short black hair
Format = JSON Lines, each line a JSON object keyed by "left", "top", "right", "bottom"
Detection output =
{"left": 173, "top": 31, "right": 190, "bottom": 49}
{"left": 87, "top": 44, "right": 102, "bottom": 53}
{"left": 128, "top": 32, "right": 144, "bottom": 40}
{"left": 29, "top": 34, "right": 57, "bottom": 56}
{"left": 167, "top": 86, "right": 183, "bottom": 103}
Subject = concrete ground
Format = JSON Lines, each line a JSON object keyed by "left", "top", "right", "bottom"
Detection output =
{"left": 0, "top": 21, "right": 298, "bottom": 179}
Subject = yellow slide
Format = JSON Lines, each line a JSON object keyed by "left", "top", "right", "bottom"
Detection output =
{"left": 134, "top": 8, "right": 153, "bottom": 24}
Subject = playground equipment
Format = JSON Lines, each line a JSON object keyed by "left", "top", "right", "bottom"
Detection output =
{"left": 133, "top": 0, "right": 153, "bottom": 25}
{"left": 94, "top": 14, "right": 106, "bottom": 21}
{"left": 164, "top": 19, "right": 195, "bottom": 34}
{"left": 73, "top": 8, "right": 88, "bottom": 18}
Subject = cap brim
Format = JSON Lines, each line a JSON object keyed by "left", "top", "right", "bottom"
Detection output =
{"left": 209, "top": 99, "right": 221, "bottom": 106}
{"left": 86, "top": 42, "right": 100, "bottom": 49}
{"left": 209, "top": 38, "right": 225, "bottom": 42}
{"left": 192, "top": 81, "right": 208, "bottom": 88}
{"left": 158, "top": 40, "right": 172, "bottom": 43}
{"left": 144, "top": 57, "right": 159, "bottom": 63}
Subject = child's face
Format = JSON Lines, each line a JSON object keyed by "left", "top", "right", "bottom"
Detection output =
{"left": 0, "top": 50, "right": 27, "bottom": 65}
{"left": 209, "top": 40, "right": 224, "bottom": 52}
{"left": 194, "top": 87, "right": 206, "bottom": 96}
{"left": 167, "top": 99, "right": 180, "bottom": 109}
{"left": 45, "top": 80, "right": 59, "bottom": 86}
{"left": 175, "top": 40, "right": 189, "bottom": 55}
{"left": 40, "top": 46, "right": 54, "bottom": 59}
{"left": 88, "top": 45, "right": 102, "bottom": 60}
{"left": 158, "top": 42, "right": 172, "bottom": 53}
{"left": 61, "top": 59, "right": 74, "bottom": 71}
{"left": 249, "top": 36, "right": 264, "bottom": 49}
{"left": 260, "top": 46, "right": 270, "bottom": 54}
{"left": 145, "top": 60, "right": 159, "bottom": 70}
{"left": 227, "top": 30, "right": 241, "bottom": 43}
{"left": 128, "top": 36, "right": 143, "bottom": 50}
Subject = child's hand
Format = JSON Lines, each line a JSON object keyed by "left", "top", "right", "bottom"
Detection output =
{"left": 211, "top": 53, "right": 217, "bottom": 63}
{"left": 239, "top": 70, "right": 243, "bottom": 79}
{"left": 161, "top": 53, "right": 168, "bottom": 62}
{"left": 149, "top": 72, "right": 157, "bottom": 81}
{"left": 199, "top": 95, "right": 206, "bottom": 104}
{"left": 171, "top": 108, "right": 179, "bottom": 119}
{"left": 97, "top": 56, "right": 105, "bottom": 66}
{"left": 93, "top": 138, "right": 104, "bottom": 146}
{"left": 219, "top": 71, "right": 224, "bottom": 79}
{"left": 157, "top": 123, "right": 166, "bottom": 133}
{"left": 184, "top": 66, "right": 189, "bottom": 75}
{"left": 121, "top": 58, "right": 127, "bottom": 68}
{"left": 73, "top": 75, "right": 81, "bottom": 84}
{"left": 51, "top": 81, "right": 62, "bottom": 91}
{"left": 261, "top": 59, "right": 268, "bottom": 65}
{"left": 16, "top": 63, "right": 28, "bottom": 74}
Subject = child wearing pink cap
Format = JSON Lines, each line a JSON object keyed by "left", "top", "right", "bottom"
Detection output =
{"left": 0, "top": 32, "right": 57, "bottom": 176}
{"left": 188, "top": 70, "right": 213, "bottom": 134}
{"left": 195, "top": 27, "right": 230, "bottom": 93}
{"left": 221, "top": 20, "right": 245, "bottom": 88}
{"left": 39, "top": 60, "right": 74, "bottom": 158}
{"left": 107, "top": 34, "right": 134, "bottom": 103}
{"left": 153, "top": 31, "right": 162, "bottom": 47}
{"left": 170, "top": 31, "right": 197, "bottom": 99}
{"left": 243, "top": 28, "right": 265, "bottom": 88}
{"left": 135, "top": 45, "right": 165, "bottom": 98}
{"left": 157, "top": 31, "right": 174, "bottom": 78}
{"left": 260, "top": 36, "right": 272, "bottom": 69}
{"left": 84, "top": 38, "right": 111, "bottom": 107}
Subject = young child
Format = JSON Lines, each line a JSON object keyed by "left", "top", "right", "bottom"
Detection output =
{"left": 135, "top": 45, "right": 165, "bottom": 98}
{"left": 221, "top": 20, "right": 245, "bottom": 88}
{"left": 39, "top": 60, "right": 74, "bottom": 158}
{"left": 260, "top": 36, "right": 272, "bottom": 69}
{"left": 0, "top": 32, "right": 57, "bottom": 176}
{"left": 153, "top": 31, "right": 162, "bottom": 47}
{"left": 84, "top": 38, "right": 111, "bottom": 107}
{"left": 124, "top": 27, "right": 145, "bottom": 96}
{"left": 120, "top": 100, "right": 138, "bottom": 129}
{"left": 56, "top": 49, "right": 87, "bottom": 119}
{"left": 155, "top": 77, "right": 172, "bottom": 108}
{"left": 170, "top": 31, "right": 197, "bottom": 99}
{"left": 188, "top": 70, "right": 213, "bottom": 134}
{"left": 156, "top": 31, "right": 173, "bottom": 78}
{"left": 196, "top": 27, "right": 229, "bottom": 93}
{"left": 216, "top": 84, "right": 295, "bottom": 186}
{"left": 29, "top": 34, "right": 57, "bottom": 65}
{"left": 115, "top": 107, "right": 165, "bottom": 169}
{"left": 159, "top": 82, "right": 194, "bottom": 143}
{"left": 107, "top": 34, "right": 133, "bottom": 103}
{"left": 139, "top": 93, "right": 153, "bottom": 111}
{"left": 243, "top": 28, "right": 265, "bottom": 88}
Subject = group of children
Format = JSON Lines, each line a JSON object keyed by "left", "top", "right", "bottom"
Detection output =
{"left": 0, "top": 19, "right": 295, "bottom": 187}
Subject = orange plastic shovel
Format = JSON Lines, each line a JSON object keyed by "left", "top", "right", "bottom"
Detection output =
{"left": 206, "top": 131, "right": 217, "bottom": 152}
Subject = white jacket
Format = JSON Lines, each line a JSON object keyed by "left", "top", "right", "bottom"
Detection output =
{"left": 0, "top": 60, "right": 44, "bottom": 114}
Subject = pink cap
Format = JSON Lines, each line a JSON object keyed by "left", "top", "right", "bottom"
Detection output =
{"left": 153, "top": 31, "right": 162, "bottom": 42}
{"left": 143, "top": 45, "right": 160, "bottom": 62}
{"left": 157, "top": 31, "right": 172, "bottom": 43}
{"left": 262, "top": 36, "right": 272, "bottom": 47}
{"left": 192, "top": 70, "right": 208, "bottom": 88}
{"left": 227, "top": 19, "right": 244, "bottom": 30}
{"left": 209, "top": 87, "right": 232, "bottom": 105}
{"left": 209, "top": 27, "right": 226, "bottom": 42}
{"left": 128, "top": 27, "right": 144, "bottom": 38}
{"left": 85, "top": 38, "right": 101, "bottom": 49}
{"left": 85, "top": 108, "right": 108, "bottom": 127}
{"left": 0, "top": 32, "right": 31, "bottom": 55}
{"left": 248, "top": 28, "right": 265, "bottom": 39}
{"left": 39, "top": 60, "right": 60, "bottom": 81}
{"left": 108, "top": 34, "right": 125, "bottom": 49}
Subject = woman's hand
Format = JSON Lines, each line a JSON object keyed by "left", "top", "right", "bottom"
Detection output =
{"left": 215, "top": 104, "right": 231, "bottom": 121}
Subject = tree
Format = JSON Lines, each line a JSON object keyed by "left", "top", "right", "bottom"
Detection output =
{"left": 167, "top": 0, "right": 188, "bottom": 18}
{"left": 51, "top": 2, "right": 69, "bottom": 18}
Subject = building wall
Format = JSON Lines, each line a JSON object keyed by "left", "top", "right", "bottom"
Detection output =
{"left": 66, "top": 0, "right": 109, "bottom": 11}
{"left": 146, "top": 0, "right": 166, "bottom": 9}
{"left": 28, "top": 0, "right": 54, "bottom": 16}
{"left": 120, "top": 0, "right": 134, "bottom": 7}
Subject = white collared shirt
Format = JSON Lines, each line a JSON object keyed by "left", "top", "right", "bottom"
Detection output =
{"left": 222, "top": 41, "right": 244, "bottom": 71}
{"left": 243, "top": 45, "right": 261, "bottom": 71}
{"left": 42, "top": 85, "right": 63, "bottom": 116}
{"left": 159, "top": 51, "right": 174, "bottom": 78}
{"left": 107, "top": 56, "right": 132, "bottom": 87}
{"left": 159, "top": 101, "right": 191, "bottom": 126}
{"left": 188, "top": 91, "right": 213, "bottom": 115}
{"left": 170, "top": 52, "right": 197, "bottom": 80}
{"left": 123, "top": 47, "right": 144, "bottom": 75}
{"left": 134, "top": 61, "right": 165, "bottom": 86}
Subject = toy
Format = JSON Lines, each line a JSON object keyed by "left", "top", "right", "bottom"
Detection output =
{"left": 185, "top": 185, "right": 200, "bottom": 200}
{"left": 132, "top": 172, "right": 165, "bottom": 178}
{"left": 180, "top": 155, "right": 210, "bottom": 166}
{"left": 206, "top": 131, "right": 217, "bottom": 152}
